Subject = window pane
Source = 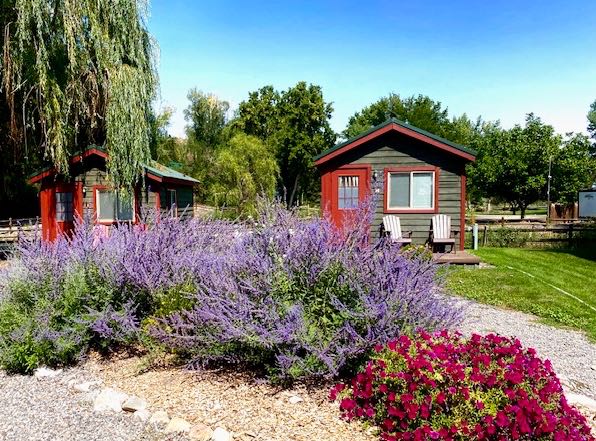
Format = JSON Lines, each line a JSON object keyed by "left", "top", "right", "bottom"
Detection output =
{"left": 338, "top": 175, "right": 359, "bottom": 210}
{"left": 56, "top": 192, "right": 73, "bottom": 221}
{"left": 98, "top": 191, "right": 116, "bottom": 220}
{"left": 389, "top": 173, "right": 410, "bottom": 208}
{"left": 117, "top": 195, "right": 134, "bottom": 221}
{"left": 412, "top": 173, "right": 433, "bottom": 208}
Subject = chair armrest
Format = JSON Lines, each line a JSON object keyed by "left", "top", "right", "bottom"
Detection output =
{"left": 405, "top": 230, "right": 413, "bottom": 238}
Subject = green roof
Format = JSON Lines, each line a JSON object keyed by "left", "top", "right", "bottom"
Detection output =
{"left": 144, "top": 161, "right": 199, "bottom": 183}
{"left": 314, "top": 118, "right": 477, "bottom": 162}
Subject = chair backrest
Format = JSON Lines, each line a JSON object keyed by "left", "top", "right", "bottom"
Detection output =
{"left": 432, "top": 214, "right": 451, "bottom": 239}
{"left": 383, "top": 215, "right": 403, "bottom": 240}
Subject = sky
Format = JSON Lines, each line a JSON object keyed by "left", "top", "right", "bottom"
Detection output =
{"left": 148, "top": 0, "right": 596, "bottom": 139}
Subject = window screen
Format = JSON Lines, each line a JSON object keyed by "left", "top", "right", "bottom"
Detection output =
{"left": 96, "top": 190, "right": 134, "bottom": 221}
{"left": 387, "top": 171, "right": 434, "bottom": 209}
{"left": 338, "top": 176, "right": 359, "bottom": 209}
{"left": 56, "top": 192, "right": 74, "bottom": 222}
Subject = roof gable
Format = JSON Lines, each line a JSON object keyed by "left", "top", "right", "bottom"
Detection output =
{"left": 28, "top": 147, "right": 199, "bottom": 185}
{"left": 314, "top": 118, "right": 476, "bottom": 166}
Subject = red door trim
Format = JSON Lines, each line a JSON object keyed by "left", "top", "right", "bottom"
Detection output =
{"left": 328, "top": 164, "right": 371, "bottom": 228}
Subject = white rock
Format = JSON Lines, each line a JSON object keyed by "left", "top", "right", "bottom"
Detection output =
{"left": 34, "top": 367, "right": 62, "bottom": 378}
{"left": 189, "top": 423, "right": 213, "bottom": 441}
{"left": 567, "top": 393, "right": 596, "bottom": 412}
{"left": 93, "top": 388, "right": 128, "bottom": 412}
{"left": 212, "top": 427, "right": 232, "bottom": 441}
{"left": 165, "top": 416, "right": 192, "bottom": 433}
{"left": 288, "top": 395, "right": 303, "bottom": 404}
{"left": 133, "top": 409, "right": 151, "bottom": 422}
{"left": 81, "top": 389, "right": 100, "bottom": 403}
{"left": 73, "top": 380, "right": 102, "bottom": 393}
{"left": 122, "top": 396, "right": 147, "bottom": 412}
{"left": 149, "top": 410, "right": 170, "bottom": 426}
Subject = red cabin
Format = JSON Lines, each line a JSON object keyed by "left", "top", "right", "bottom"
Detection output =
{"left": 28, "top": 147, "right": 199, "bottom": 241}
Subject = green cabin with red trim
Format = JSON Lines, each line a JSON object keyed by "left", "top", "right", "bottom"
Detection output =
{"left": 28, "top": 146, "right": 199, "bottom": 241}
{"left": 314, "top": 119, "right": 476, "bottom": 251}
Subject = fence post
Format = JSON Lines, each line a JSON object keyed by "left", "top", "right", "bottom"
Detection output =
{"left": 473, "top": 223, "right": 479, "bottom": 250}
{"left": 482, "top": 225, "right": 488, "bottom": 246}
{"left": 568, "top": 224, "right": 574, "bottom": 247}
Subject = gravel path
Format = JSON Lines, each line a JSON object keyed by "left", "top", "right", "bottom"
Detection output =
{"left": 460, "top": 300, "right": 596, "bottom": 399}
{"left": 0, "top": 368, "right": 164, "bottom": 441}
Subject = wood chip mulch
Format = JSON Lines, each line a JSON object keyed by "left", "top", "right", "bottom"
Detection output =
{"left": 84, "top": 354, "right": 375, "bottom": 441}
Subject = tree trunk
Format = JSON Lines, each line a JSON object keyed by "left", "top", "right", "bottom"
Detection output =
{"left": 520, "top": 204, "right": 527, "bottom": 219}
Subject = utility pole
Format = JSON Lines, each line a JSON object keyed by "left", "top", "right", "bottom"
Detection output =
{"left": 546, "top": 156, "right": 552, "bottom": 224}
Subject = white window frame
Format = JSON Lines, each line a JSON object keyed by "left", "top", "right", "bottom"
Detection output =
{"left": 167, "top": 189, "right": 178, "bottom": 217}
{"left": 95, "top": 189, "right": 136, "bottom": 223}
{"left": 386, "top": 171, "right": 435, "bottom": 210}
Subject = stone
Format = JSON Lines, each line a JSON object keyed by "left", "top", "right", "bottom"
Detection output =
{"left": 188, "top": 422, "right": 213, "bottom": 441}
{"left": 73, "top": 380, "right": 102, "bottom": 393}
{"left": 288, "top": 395, "right": 303, "bottom": 404}
{"left": 93, "top": 388, "right": 128, "bottom": 412}
{"left": 133, "top": 409, "right": 151, "bottom": 422}
{"left": 81, "top": 389, "right": 100, "bottom": 403}
{"left": 165, "top": 416, "right": 192, "bottom": 433}
{"left": 567, "top": 393, "right": 596, "bottom": 412}
{"left": 34, "top": 367, "right": 62, "bottom": 378}
{"left": 122, "top": 396, "right": 147, "bottom": 412}
{"left": 149, "top": 410, "right": 170, "bottom": 426}
{"left": 212, "top": 427, "right": 232, "bottom": 441}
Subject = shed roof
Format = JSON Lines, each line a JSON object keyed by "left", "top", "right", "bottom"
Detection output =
{"left": 28, "top": 146, "right": 199, "bottom": 185}
{"left": 314, "top": 118, "right": 477, "bottom": 166}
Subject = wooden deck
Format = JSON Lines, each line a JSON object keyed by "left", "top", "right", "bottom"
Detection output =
{"left": 433, "top": 251, "right": 481, "bottom": 265}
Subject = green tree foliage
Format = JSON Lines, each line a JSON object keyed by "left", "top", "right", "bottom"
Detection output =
{"left": 470, "top": 114, "right": 570, "bottom": 218}
{"left": 343, "top": 93, "right": 478, "bottom": 144}
{"left": 551, "top": 133, "right": 596, "bottom": 203}
{"left": 588, "top": 100, "right": 596, "bottom": 147}
{"left": 236, "top": 82, "right": 335, "bottom": 206}
{"left": 0, "top": 0, "right": 157, "bottom": 195}
{"left": 209, "top": 133, "right": 278, "bottom": 215}
{"left": 184, "top": 89, "right": 230, "bottom": 146}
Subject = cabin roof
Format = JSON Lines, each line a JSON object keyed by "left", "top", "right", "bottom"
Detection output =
{"left": 313, "top": 118, "right": 477, "bottom": 166}
{"left": 28, "top": 146, "right": 199, "bottom": 185}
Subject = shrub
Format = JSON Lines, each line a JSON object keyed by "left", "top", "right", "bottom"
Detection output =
{"left": 331, "top": 330, "right": 593, "bottom": 440}
{"left": 0, "top": 200, "right": 463, "bottom": 378}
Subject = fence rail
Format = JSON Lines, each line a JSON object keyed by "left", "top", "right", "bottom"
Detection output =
{"left": 467, "top": 223, "right": 596, "bottom": 248}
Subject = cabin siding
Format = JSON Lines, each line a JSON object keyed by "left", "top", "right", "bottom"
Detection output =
{"left": 325, "top": 132, "right": 464, "bottom": 245}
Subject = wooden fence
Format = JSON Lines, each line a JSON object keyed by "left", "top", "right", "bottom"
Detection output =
{"left": 467, "top": 223, "right": 596, "bottom": 248}
{"left": 0, "top": 217, "right": 40, "bottom": 256}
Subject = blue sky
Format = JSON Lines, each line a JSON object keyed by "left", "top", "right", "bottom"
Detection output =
{"left": 148, "top": 0, "right": 596, "bottom": 139}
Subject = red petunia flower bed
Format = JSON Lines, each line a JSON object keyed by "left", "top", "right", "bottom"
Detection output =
{"left": 330, "top": 330, "right": 594, "bottom": 440}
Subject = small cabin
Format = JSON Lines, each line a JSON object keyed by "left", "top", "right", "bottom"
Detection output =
{"left": 28, "top": 146, "right": 199, "bottom": 241}
{"left": 314, "top": 119, "right": 476, "bottom": 251}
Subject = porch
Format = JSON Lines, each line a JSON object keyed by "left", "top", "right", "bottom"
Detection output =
{"left": 433, "top": 250, "right": 481, "bottom": 266}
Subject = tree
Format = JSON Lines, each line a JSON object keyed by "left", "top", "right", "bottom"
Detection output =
{"left": 235, "top": 82, "right": 336, "bottom": 207}
{"left": 469, "top": 115, "right": 561, "bottom": 218}
{"left": 551, "top": 133, "right": 596, "bottom": 203}
{"left": 184, "top": 89, "right": 230, "bottom": 146}
{"left": 588, "top": 100, "right": 596, "bottom": 149}
{"left": 0, "top": 0, "right": 157, "bottom": 195}
{"left": 343, "top": 93, "right": 476, "bottom": 144}
{"left": 209, "top": 133, "right": 278, "bottom": 215}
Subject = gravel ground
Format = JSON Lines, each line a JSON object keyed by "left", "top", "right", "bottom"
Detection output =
{"left": 0, "top": 300, "right": 594, "bottom": 441}
{"left": 459, "top": 299, "right": 596, "bottom": 399}
{"left": 0, "top": 368, "right": 166, "bottom": 441}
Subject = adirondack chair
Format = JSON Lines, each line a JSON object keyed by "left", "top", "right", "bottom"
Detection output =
{"left": 382, "top": 215, "right": 412, "bottom": 245}
{"left": 430, "top": 214, "right": 457, "bottom": 253}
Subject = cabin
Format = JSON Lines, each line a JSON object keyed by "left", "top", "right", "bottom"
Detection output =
{"left": 28, "top": 146, "right": 199, "bottom": 241}
{"left": 314, "top": 118, "right": 476, "bottom": 251}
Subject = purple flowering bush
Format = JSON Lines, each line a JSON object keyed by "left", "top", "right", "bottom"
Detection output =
{"left": 0, "top": 200, "right": 463, "bottom": 377}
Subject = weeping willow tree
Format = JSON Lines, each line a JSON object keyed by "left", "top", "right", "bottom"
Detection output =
{"left": 0, "top": 0, "right": 157, "bottom": 199}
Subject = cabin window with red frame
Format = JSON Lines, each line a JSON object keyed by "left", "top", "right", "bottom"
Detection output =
{"left": 387, "top": 171, "right": 434, "bottom": 210}
{"left": 96, "top": 189, "right": 134, "bottom": 222}
{"left": 338, "top": 176, "right": 359, "bottom": 209}
{"left": 55, "top": 192, "right": 74, "bottom": 221}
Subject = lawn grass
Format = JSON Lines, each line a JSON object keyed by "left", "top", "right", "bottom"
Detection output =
{"left": 446, "top": 247, "right": 596, "bottom": 341}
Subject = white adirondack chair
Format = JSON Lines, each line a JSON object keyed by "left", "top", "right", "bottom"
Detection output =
{"left": 431, "top": 214, "right": 457, "bottom": 253}
{"left": 382, "top": 215, "right": 412, "bottom": 245}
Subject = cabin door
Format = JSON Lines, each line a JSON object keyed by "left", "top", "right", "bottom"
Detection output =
{"left": 54, "top": 182, "right": 83, "bottom": 238}
{"left": 330, "top": 166, "right": 370, "bottom": 229}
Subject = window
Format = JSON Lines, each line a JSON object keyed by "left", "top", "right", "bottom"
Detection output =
{"left": 387, "top": 170, "right": 435, "bottom": 210}
{"left": 166, "top": 189, "right": 177, "bottom": 217}
{"left": 95, "top": 189, "right": 134, "bottom": 222}
{"left": 56, "top": 192, "right": 74, "bottom": 222}
{"left": 338, "top": 176, "right": 359, "bottom": 209}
